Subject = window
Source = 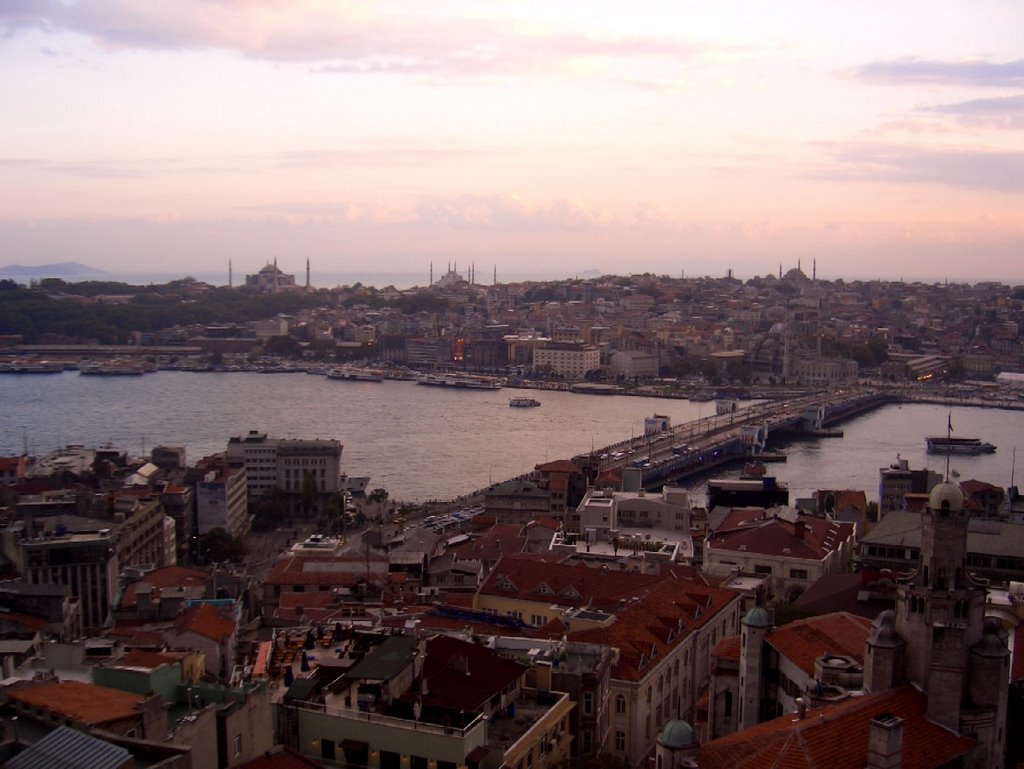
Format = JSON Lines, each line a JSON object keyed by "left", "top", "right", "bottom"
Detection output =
{"left": 753, "top": 564, "right": 772, "bottom": 575}
{"left": 234, "top": 735, "right": 242, "bottom": 757}
{"left": 583, "top": 691, "right": 594, "bottom": 715}
{"left": 615, "top": 695, "right": 626, "bottom": 714}
{"left": 789, "top": 568, "right": 808, "bottom": 579}
{"left": 615, "top": 731, "right": 626, "bottom": 752}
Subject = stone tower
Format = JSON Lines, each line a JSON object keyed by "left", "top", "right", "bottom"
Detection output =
{"left": 738, "top": 605, "right": 772, "bottom": 731}
{"left": 889, "top": 478, "right": 1009, "bottom": 767}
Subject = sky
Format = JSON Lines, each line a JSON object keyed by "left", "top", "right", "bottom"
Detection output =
{"left": 1, "top": 1, "right": 1022, "bottom": 284}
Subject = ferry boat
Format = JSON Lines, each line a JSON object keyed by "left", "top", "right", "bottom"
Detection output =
{"left": 417, "top": 374, "right": 502, "bottom": 390}
{"left": 79, "top": 362, "right": 146, "bottom": 376}
{"left": 925, "top": 436, "right": 996, "bottom": 454}
{"left": 509, "top": 396, "right": 541, "bottom": 408}
{"left": 342, "top": 475, "right": 371, "bottom": 495}
{"left": 327, "top": 367, "right": 384, "bottom": 383}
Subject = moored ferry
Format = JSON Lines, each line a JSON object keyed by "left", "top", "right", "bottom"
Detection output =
{"left": 417, "top": 373, "right": 503, "bottom": 390}
{"left": 925, "top": 436, "right": 996, "bottom": 454}
{"left": 327, "top": 367, "right": 384, "bottom": 383}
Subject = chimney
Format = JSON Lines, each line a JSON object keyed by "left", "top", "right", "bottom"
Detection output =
{"left": 794, "top": 520, "right": 806, "bottom": 541}
{"left": 794, "top": 697, "right": 807, "bottom": 720}
{"left": 866, "top": 713, "right": 903, "bottom": 769}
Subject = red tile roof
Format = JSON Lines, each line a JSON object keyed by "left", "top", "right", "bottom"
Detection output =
{"left": 569, "top": 576, "right": 739, "bottom": 681}
{"left": 534, "top": 459, "right": 581, "bottom": 473}
{"left": 708, "top": 515, "right": 853, "bottom": 561}
{"left": 712, "top": 634, "right": 741, "bottom": 661}
{"left": 266, "top": 555, "right": 388, "bottom": 586}
{"left": 478, "top": 554, "right": 664, "bottom": 610}
{"left": 6, "top": 681, "right": 144, "bottom": 727}
{"left": 697, "top": 685, "right": 975, "bottom": 769}
{"left": 120, "top": 565, "right": 211, "bottom": 609}
{"left": 174, "top": 603, "right": 235, "bottom": 641}
{"left": 765, "top": 612, "right": 871, "bottom": 676}
{"left": 419, "top": 635, "right": 527, "bottom": 712}
{"left": 119, "top": 649, "right": 182, "bottom": 670}
{"left": 446, "top": 524, "right": 528, "bottom": 564}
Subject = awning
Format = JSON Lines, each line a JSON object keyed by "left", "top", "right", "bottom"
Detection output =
{"left": 341, "top": 739, "right": 369, "bottom": 753}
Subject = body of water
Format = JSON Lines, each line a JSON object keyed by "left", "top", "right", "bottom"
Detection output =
{"left": 1, "top": 372, "right": 1020, "bottom": 504}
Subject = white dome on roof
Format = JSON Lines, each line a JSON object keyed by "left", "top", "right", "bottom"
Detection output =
{"left": 929, "top": 479, "right": 964, "bottom": 513}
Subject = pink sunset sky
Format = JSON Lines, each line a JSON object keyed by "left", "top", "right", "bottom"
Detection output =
{"left": 1, "top": 1, "right": 1022, "bottom": 283}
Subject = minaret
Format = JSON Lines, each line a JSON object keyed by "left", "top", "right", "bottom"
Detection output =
{"left": 430, "top": 262, "right": 433, "bottom": 285}
{"left": 778, "top": 263, "right": 782, "bottom": 280}
{"left": 229, "top": 260, "right": 233, "bottom": 288}
{"left": 812, "top": 258, "right": 816, "bottom": 282}
{"left": 493, "top": 266, "right": 497, "bottom": 285}
{"left": 306, "top": 258, "right": 310, "bottom": 289}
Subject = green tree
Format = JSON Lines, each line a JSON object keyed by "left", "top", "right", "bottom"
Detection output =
{"left": 252, "top": 487, "right": 289, "bottom": 532}
{"left": 300, "top": 471, "right": 319, "bottom": 517}
{"left": 198, "top": 527, "right": 245, "bottom": 563}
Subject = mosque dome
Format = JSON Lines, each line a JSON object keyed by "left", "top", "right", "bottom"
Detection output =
{"left": 929, "top": 479, "right": 964, "bottom": 513}
{"left": 658, "top": 719, "right": 696, "bottom": 749}
{"left": 742, "top": 606, "right": 772, "bottom": 628}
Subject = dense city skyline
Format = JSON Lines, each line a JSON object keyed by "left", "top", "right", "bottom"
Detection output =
{"left": 1, "top": 1, "right": 1022, "bottom": 283}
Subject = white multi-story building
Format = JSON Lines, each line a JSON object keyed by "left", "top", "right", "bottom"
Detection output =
{"left": 609, "top": 349, "right": 659, "bottom": 380}
{"left": 195, "top": 458, "right": 250, "bottom": 538}
{"left": 533, "top": 342, "right": 600, "bottom": 380}
{"left": 225, "top": 431, "right": 342, "bottom": 511}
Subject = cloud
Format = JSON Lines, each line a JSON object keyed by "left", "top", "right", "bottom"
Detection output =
{"left": 275, "top": 145, "right": 506, "bottom": 169}
{"left": 854, "top": 58, "right": 1024, "bottom": 87}
{"left": 819, "top": 141, "right": 1024, "bottom": 193}
{"left": 920, "top": 93, "right": 1024, "bottom": 130}
{"left": 410, "top": 193, "right": 603, "bottom": 231}
{"left": 1, "top": 1, "right": 716, "bottom": 82}
{"left": 0, "top": 157, "right": 157, "bottom": 179}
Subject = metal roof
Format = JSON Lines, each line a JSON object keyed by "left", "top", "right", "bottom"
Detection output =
{"left": 6, "top": 725, "right": 131, "bottom": 769}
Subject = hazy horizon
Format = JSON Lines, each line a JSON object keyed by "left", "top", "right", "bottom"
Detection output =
{"left": 2, "top": 2, "right": 1022, "bottom": 284}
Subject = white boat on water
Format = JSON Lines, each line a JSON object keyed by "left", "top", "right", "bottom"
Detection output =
{"left": 417, "top": 374, "right": 503, "bottom": 390}
{"left": 509, "top": 397, "right": 541, "bottom": 408}
{"left": 327, "top": 367, "right": 384, "bottom": 383}
{"left": 342, "top": 475, "right": 370, "bottom": 494}
{"left": 925, "top": 436, "right": 996, "bottom": 454}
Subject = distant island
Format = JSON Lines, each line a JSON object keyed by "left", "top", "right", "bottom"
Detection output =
{"left": 0, "top": 261, "right": 106, "bottom": 277}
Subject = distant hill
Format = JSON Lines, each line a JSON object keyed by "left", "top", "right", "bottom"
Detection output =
{"left": 0, "top": 261, "right": 106, "bottom": 277}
